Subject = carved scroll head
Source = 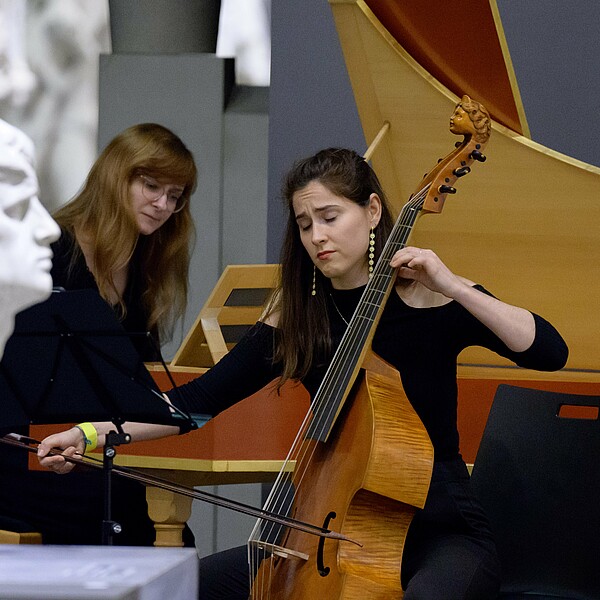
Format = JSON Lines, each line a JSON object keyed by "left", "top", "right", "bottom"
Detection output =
{"left": 450, "top": 95, "right": 491, "bottom": 144}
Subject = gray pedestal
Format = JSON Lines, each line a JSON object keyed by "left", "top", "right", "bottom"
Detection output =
{"left": 108, "top": 0, "right": 221, "bottom": 54}
{"left": 0, "top": 545, "right": 198, "bottom": 599}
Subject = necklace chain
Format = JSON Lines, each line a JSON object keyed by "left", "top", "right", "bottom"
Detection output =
{"left": 329, "top": 293, "right": 350, "bottom": 327}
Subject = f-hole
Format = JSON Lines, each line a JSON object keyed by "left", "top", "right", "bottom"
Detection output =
{"left": 317, "top": 511, "right": 336, "bottom": 577}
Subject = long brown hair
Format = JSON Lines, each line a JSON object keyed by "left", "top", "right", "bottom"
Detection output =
{"left": 267, "top": 148, "right": 395, "bottom": 386}
{"left": 53, "top": 123, "right": 197, "bottom": 341}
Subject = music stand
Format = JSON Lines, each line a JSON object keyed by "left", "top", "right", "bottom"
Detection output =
{"left": 0, "top": 289, "right": 199, "bottom": 544}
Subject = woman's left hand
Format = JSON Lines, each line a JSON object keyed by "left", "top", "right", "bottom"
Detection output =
{"left": 389, "top": 246, "right": 463, "bottom": 298}
{"left": 391, "top": 246, "right": 536, "bottom": 352}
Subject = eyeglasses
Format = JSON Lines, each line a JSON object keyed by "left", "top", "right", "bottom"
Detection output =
{"left": 138, "top": 174, "right": 187, "bottom": 213}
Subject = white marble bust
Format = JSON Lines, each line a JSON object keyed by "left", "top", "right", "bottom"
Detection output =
{"left": 0, "top": 119, "right": 60, "bottom": 359}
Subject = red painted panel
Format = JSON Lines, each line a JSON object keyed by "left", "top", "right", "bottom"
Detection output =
{"left": 365, "top": 0, "right": 523, "bottom": 133}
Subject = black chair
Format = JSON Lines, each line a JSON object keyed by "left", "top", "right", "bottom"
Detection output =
{"left": 470, "top": 384, "right": 600, "bottom": 600}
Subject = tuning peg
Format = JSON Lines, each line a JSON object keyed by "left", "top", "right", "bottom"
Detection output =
{"left": 470, "top": 149, "right": 486, "bottom": 162}
{"left": 453, "top": 166, "right": 471, "bottom": 177}
{"left": 439, "top": 185, "right": 457, "bottom": 194}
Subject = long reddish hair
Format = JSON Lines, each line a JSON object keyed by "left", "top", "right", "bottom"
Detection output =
{"left": 53, "top": 123, "right": 197, "bottom": 341}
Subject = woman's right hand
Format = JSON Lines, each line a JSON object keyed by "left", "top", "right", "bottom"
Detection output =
{"left": 37, "top": 427, "right": 85, "bottom": 475}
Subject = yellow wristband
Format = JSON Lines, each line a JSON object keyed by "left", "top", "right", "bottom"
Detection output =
{"left": 75, "top": 422, "right": 98, "bottom": 453}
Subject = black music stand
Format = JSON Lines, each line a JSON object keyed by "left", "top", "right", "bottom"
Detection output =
{"left": 0, "top": 289, "right": 199, "bottom": 545}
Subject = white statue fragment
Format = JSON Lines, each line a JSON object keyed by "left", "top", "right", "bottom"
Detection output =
{"left": 0, "top": 119, "right": 60, "bottom": 358}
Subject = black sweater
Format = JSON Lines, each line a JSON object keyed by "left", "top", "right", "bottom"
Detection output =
{"left": 50, "top": 228, "right": 159, "bottom": 361}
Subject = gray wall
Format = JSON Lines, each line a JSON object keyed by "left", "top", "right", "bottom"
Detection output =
{"left": 266, "top": 0, "right": 365, "bottom": 262}
{"left": 496, "top": 0, "right": 600, "bottom": 168}
{"left": 222, "top": 86, "right": 269, "bottom": 267}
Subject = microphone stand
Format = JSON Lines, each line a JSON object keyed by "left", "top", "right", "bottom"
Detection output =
{"left": 102, "top": 424, "right": 131, "bottom": 544}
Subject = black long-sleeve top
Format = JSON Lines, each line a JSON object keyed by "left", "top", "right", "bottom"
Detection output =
{"left": 50, "top": 228, "right": 159, "bottom": 361}
{"left": 169, "top": 285, "right": 568, "bottom": 461}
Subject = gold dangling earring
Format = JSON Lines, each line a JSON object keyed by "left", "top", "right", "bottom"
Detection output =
{"left": 312, "top": 265, "right": 316, "bottom": 296}
{"left": 368, "top": 227, "right": 375, "bottom": 278}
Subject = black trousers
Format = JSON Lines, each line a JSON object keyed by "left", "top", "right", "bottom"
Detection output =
{"left": 400, "top": 459, "right": 501, "bottom": 599}
{"left": 197, "top": 459, "right": 501, "bottom": 600}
